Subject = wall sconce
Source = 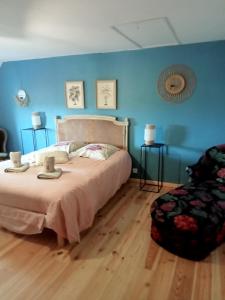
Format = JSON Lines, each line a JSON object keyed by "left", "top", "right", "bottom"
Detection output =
{"left": 144, "top": 124, "right": 156, "bottom": 145}
{"left": 32, "top": 112, "right": 42, "bottom": 129}
{"left": 15, "top": 90, "right": 29, "bottom": 107}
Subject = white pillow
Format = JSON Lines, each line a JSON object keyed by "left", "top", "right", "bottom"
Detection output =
{"left": 35, "top": 150, "right": 69, "bottom": 165}
{"left": 74, "top": 144, "right": 119, "bottom": 160}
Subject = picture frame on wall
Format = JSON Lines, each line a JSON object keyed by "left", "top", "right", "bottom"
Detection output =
{"left": 96, "top": 80, "right": 117, "bottom": 109}
{"left": 65, "top": 81, "right": 84, "bottom": 109}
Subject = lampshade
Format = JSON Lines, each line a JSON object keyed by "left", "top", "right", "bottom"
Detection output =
{"left": 144, "top": 124, "right": 155, "bottom": 145}
{"left": 32, "top": 112, "right": 42, "bottom": 129}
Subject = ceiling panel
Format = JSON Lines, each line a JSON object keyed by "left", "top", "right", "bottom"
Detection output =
{"left": 113, "top": 18, "right": 180, "bottom": 48}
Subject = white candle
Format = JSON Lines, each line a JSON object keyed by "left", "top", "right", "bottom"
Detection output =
{"left": 43, "top": 156, "right": 55, "bottom": 173}
{"left": 10, "top": 151, "right": 21, "bottom": 168}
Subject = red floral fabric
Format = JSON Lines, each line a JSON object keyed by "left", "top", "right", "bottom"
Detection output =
{"left": 151, "top": 180, "right": 225, "bottom": 260}
{"left": 151, "top": 144, "right": 225, "bottom": 260}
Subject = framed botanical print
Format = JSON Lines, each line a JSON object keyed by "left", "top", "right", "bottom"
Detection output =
{"left": 65, "top": 81, "right": 84, "bottom": 109}
{"left": 96, "top": 80, "right": 117, "bottom": 109}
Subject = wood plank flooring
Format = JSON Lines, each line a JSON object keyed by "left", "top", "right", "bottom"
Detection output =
{"left": 0, "top": 182, "right": 225, "bottom": 300}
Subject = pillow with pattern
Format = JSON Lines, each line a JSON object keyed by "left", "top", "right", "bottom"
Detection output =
{"left": 73, "top": 143, "right": 119, "bottom": 160}
{"left": 53, "top": 141, "right": 86, "bottom": 153}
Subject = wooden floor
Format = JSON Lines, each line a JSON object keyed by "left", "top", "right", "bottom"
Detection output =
{"left": 0, "top": 182, "right": 225, "bottom": 300}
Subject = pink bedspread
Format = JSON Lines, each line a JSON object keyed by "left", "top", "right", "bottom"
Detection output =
{"left": 0, "top": 150, "right": 131, "bottom": 242}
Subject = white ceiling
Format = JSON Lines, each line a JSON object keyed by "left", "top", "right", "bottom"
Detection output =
{"left": 0, "top": 0, "right": 225, "bottom": 63}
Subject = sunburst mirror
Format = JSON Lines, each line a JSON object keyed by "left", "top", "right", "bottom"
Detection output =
{"left": 157, "top": 65, "right": 196, "bottom": 103}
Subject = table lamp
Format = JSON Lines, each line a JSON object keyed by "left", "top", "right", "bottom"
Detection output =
{"left": 32, "top": 112, "right": 42, "bottom": 129}
{"left": 144, "top": 124, "right": 155, "bottom": 145}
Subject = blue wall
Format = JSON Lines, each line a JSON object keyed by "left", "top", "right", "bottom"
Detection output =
{"left": 0, "top": 40, "right": 225, "bottom": 183}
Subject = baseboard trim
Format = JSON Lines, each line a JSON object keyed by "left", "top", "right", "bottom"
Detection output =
{"left": 129, "top": 178, "right": 181, "bottom": 189}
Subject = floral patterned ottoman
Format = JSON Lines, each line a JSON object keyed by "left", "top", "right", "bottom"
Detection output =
{"left": 150, "top": 144, "right": 225, "bottom": 260}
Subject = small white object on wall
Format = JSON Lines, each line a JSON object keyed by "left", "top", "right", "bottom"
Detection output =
{"left": 15, "top": 89, "right": 29, "bottom": 107}
{"left": 32, "top": 112, "right": 42, "bottom": 129}
{"left": 144, "top": 124, "right": 155, "bottom": 145}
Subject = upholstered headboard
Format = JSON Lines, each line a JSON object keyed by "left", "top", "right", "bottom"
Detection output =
{"left": 55, "top": 115, "right": 129, "bottom": 150}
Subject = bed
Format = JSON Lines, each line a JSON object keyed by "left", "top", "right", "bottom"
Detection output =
{"left": 0, "top": 115, "right": 131, "bottom": 246}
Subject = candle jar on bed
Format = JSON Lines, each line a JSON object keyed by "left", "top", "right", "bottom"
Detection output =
{"left": 9, "top": 151, "right": 22, "bottom": 168}
{"left": 43, "top": 156, "right": 55, "bottom": 173}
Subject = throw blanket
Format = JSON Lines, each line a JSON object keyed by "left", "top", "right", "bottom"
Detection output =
{"left": 4, "top": 163, "right": 29, "bottom": 173}
{"left": 37, "top": 168, "right": 62, "bottom": 179}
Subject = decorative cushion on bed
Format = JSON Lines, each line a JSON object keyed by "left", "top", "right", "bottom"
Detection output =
{"left": 73, "top": 144, "right": 119, "bottom": 160}
{"left": 35, "top": 150, "right": 69, "bottom": 165}
{"left": 52, "top": 141, "right": 86, "bottom": 153}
